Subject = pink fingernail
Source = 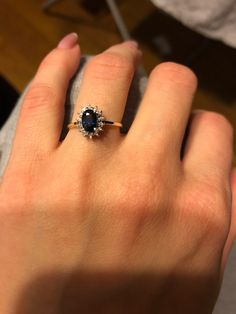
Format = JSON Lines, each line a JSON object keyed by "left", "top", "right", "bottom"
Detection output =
{"left": 57, "top": 33, "right": 78, "bottom": 49}
{"left": 124, "top": 40, "right": 139, "bottom": 49}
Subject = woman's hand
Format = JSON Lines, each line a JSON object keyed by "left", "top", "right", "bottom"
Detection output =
{"left": 0, "top": 33, "right": 235, "bottom": 314}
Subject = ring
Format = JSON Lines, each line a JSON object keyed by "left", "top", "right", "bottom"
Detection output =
{"left": 67, "top": 105, "right": 123, "bottom": 139}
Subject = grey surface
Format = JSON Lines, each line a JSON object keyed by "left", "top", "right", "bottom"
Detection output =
{"left": 151, "top": 0, "right": 236, "bottom": 48}
{"left": 213, "top": 246, "right": 236, "bottom": 313}
{"left": 0, "top": 56, "right": 235, "bottom": 313}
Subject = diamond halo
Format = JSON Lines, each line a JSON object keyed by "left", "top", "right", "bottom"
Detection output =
{"left": 76, "top": 105, "right": 105, "bottom": 139}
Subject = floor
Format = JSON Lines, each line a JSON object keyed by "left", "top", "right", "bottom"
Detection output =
{"left": 0, "top": 0, "right": 236, "bottom": 167}
{"left": 0, "top": 1, "right": 236, "bottom": 313}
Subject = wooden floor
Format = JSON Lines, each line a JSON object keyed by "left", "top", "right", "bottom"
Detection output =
{"left": 0, "top": 0, "right": 236, "bottom": 165}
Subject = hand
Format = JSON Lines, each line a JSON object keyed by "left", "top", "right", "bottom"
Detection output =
{"left": 0, "top": 33, "right": 235, "bottom": 314}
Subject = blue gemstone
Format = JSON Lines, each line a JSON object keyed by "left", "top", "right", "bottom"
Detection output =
{"left": 82, "top": 109, "right": 98, "bottom": 133}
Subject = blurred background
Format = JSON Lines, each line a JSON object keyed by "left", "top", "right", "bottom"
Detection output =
{"left": 0, "top": 0, "right": 235, "bottom": 165}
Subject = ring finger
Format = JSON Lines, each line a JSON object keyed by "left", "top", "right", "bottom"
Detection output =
{"left": 64, "top": 41, "right": 142, "bottom": 148}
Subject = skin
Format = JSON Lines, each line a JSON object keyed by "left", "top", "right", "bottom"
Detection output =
{"left": 0, "top": 37, "right": 235, "bottom": 314}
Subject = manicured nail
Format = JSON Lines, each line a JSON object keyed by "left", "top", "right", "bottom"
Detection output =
{"left": 124, "top": 40, "right": 139, "bottom": 49}
{"left": 57, "top": 33, "right": 78, "bottom": 49}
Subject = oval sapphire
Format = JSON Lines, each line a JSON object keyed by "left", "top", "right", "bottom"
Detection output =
{"left": 82, "top": 109, "right": 98, "bottom": 133}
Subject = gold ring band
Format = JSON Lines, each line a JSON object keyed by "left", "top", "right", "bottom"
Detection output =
{"left": 67, "top": 120, "right": 122, "bottom": 130}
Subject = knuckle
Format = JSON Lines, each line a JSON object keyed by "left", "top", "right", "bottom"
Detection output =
{"left": 87, "top": 52, "right": 134, "bottom": 80}
{"left": 198, "top": 112, "right": 233, "bottom": 138}
{"left": 0, "top": 175, "right": 34, "bottom": 214}
{"left": 150, "top": 62, "right": 198, "bottom": 89}
{"left": 112, "top": 174, "right": 169, "bottom": 221}
{"left": 23, "top": 83, "right": 54, "bottom": 111}
{"left": 114, "top": 179, "right": 153, "bottom": 217}
{"left": 179, "top": 183, "right": 229, "bottom": 237}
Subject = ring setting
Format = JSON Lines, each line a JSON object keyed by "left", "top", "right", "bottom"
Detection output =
{"left": 67, "top": 105, "right": 122, "bottom": 139}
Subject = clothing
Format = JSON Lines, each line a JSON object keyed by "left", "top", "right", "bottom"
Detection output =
{"left": 0, "top": 55, "right": 235, "bottom": 313}
{"left": 151, "top": 0, "right": 236, "bottom": 48}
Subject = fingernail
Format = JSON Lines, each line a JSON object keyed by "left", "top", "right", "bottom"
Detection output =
{"left": 124, "top": 40, "right": 139, "bottom": 49}
{"left": 57, "top": 33, "right": 78, "bottom": 49}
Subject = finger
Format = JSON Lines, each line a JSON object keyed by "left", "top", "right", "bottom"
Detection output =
{"left": 126, "top": 62, "right": 197, "bottom": 162}
{"left": 183, "top": 111, "right": 233, "bottom": 276}
{"left": 13, "top": 33, "right": 80, "bottom": 156}
{"left": 65, "top": 41, "right": 142, "bottom": 145}
{"left": 183, "top": 111, "right": 233, "bottom": 185}
{"left": 221, "top": 168, "right": 236, "bottom": 273}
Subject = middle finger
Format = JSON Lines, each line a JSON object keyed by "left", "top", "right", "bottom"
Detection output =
{"left": 126, "top": 62, "right": 198, "bottom": 163}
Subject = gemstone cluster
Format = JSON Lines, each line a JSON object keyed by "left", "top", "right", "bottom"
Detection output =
{"left": 76, "top": 105, "right": 105, "bottom": 138}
